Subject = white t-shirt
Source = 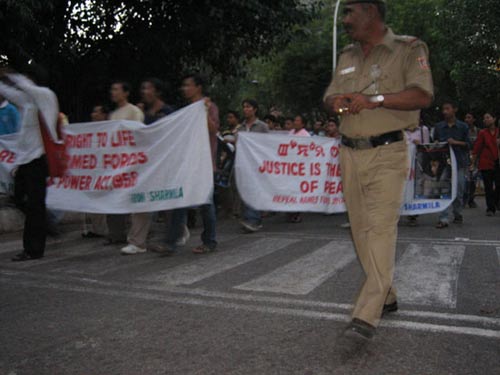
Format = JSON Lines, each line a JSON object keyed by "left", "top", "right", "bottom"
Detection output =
{"left": 110, "top": 103, "right": 144, "bottom": 122}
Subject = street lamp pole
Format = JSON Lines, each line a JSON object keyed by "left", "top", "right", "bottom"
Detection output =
{"left": 332, "top": 0, "right": 342, "bottom": 75}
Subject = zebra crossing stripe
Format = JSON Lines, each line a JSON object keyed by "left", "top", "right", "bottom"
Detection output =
{"left": 496, "top": 247, "right": 500, "bottom": 266}
{"left": 394, "top": 243, "right": 466, "bottom": 308}
{"left": 142, "top": 237, "right": 299, "bottom": 286}
{"left": 235, "top": 241, "right": 355, "bottom": 295}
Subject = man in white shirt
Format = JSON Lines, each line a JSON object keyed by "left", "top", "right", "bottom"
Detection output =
{"left": 0, "top": 74, "right": 59, "bottom": 261}
{"left": 102, "top": 81, "right": 151, "bottom": 256}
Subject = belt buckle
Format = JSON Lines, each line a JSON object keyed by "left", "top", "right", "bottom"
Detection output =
{"left": 353, "top": 138, "right": 373, "bottom": 150}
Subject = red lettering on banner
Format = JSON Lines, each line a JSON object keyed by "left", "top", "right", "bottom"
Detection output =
{"left": 111, "top": 130, "right": 136, "bottom": 147}
{"left": 102, "top": 152, "right": 148, "bottom": 169}
{"left": 93, "top": 172, "right": 138, "bottom": 190}
{"left": 55, "top": 175, "right": 93, "bottom": 190}
{"left": 324, "top": 181, "right": 343, "bottom": 195}
{"left": 330, "top": 145, "right": 340, "bottom": 158}
{"left": 277, "top": 144, "right": 290, "bottom": 157}
{"left": 297, "top": 145, "right": 309, "bottom": 157}
{"left": 326, "top": 163, "right": 342, "bottom": 177}
{"left": 65, "top": 133, "right": 93, "bottom": 149}
{"left": 68, "top": 154, "right": 98, "bottom": 170}
{"left": 273, "top": 195, "right": 298, "bottom": 204}
{"left": 258, "top": 161, "right": 306, "bottom": 176}
{"left": 300, "top": 180, "right": 319, "bottom": 193}
{"left": 315, "top": 145, "right": 325, "bottom": 157}
{"left": 0, "top": 149, "right": 16, "bottom": 163}
{"left": 300, "top": 196, "right": 319, "bottom": 204}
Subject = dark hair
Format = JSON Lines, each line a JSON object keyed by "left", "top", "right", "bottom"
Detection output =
{"left": 112, "top": 81, "right": 131, "bottom": 93}
{"left": 328, "top": 117, "right": 338, "bottom": 124}
{"left": 227, "top": 110, "right": 240, "bottom": 120}
{"left": 465, "top": 112, "right": 475, "bottom": 118}
{"left": 295, "top": 114, "right": 307, "bottom": 124}
{"left": 182, "top": 73, "right": 206, "bottom": 88}
{"left": 94, "top": 104, "right": 110, "bottom": 114}
{"left": 285, "top": 117, "right": 294, "bottom": 122}
{"left": 142, "top": 77, "right": 165, "bottom": 95}
{"left": 264, "top": 114, "right": 277, "bottom": 122}
{"left": 441, "top": 99, "right": 458, "bottom": 109}
{"left": 242, "top": 98, "right": 258, "bottom": 111}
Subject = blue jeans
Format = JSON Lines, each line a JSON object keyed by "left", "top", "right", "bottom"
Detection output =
{"left": 165, "top": 208, "right": 187, "bottom": 250}
{"left": 439, "top": 167, "right": 466, "bottom": 223}
{"left": 200, "top": 200, "right": 217, "bottom": 249}
{"left": 243, "top": 203, "right": 262, "bottom": 225}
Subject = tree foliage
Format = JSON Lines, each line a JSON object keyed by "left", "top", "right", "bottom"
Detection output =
{"left": 1, "top": 0, "right": 313, "bottom": 120}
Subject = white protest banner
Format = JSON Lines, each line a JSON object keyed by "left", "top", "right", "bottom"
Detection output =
{"left": 45, "top": 101, "right": 213, "bottom": 213}
{"left": 235, "top": 132, "right": 346, "bottom": 214}
{"left": 403, "top": 143, "right": 457, "bottom": 215}
{"left": 235, "top": 132, "right": 456, "bottom": 216}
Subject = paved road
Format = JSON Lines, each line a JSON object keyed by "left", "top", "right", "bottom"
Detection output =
{"left": 1, "top": 206, "right": 499, "bottom": 375}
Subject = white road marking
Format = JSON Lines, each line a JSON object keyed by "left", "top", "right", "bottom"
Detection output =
{"left": 1, "top": 276, "right": 499, "bottom": 339}
{"left": 395, "top": 244, "right": 466, "bottom": 308}
{"left": 2, "top": 269, "right": 499, "bottom": 328}
{"left": 235, "top": 241, "right": 355, "bottom": 295}
{"left": 261, "top": 231, "right": 500, "bottom": 247}
{"left": 141, "top": 237, "right": 299, "bottom": 286}
{"left": 496, "top": 247, "right": 500, "bottom": 266}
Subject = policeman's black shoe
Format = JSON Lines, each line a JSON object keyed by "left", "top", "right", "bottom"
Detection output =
{"left": 343, "top": 318, "right": 376, "bottom": 340}
{"left": 468, "top": 201, "right": 477, "bottom": 208}
{"left": 382, "top": 301, "right": 398, "bottom": 316}
{"left": 453, "top": 215, "right": 463, "bottom": 224}
{"left": 11, "top": 252, "right": 43, "bottom": 262}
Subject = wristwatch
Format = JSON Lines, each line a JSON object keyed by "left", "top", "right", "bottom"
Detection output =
{"left": 370, "top": 94, "right": 385, "bottom": 107}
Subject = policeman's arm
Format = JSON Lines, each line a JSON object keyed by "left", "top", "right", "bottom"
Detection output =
{"left": 343, "top": 87, "right": 432, "bottom": 115}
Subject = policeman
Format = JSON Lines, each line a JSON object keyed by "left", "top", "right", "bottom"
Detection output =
{"left": 324, "top": 0, "right": 434, "bottom": 339}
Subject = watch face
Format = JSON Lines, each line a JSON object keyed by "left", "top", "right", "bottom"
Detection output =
{"left": 377, "top": 95, "right": 384, "bottom": 102}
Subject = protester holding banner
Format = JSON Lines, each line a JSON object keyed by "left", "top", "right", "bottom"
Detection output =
{"left": 101, "top": 81, "right": 150, "bottom": 255}
{"left": 182, "top": 73, "right": 220, "bottom": 254}
{"left": 464, "top": 112, "right": 479, "bottom": 208}
{"left": 237, "top": 99, "right": 269, "bottom": 233}
{"left": 82, "top": 104, "right": 110, "bottom": 239}
{"left": 434, "top": 101, "right": 470, "bottom": 228}
{"left": 405, "top": 120, "right": 431, "bottom": 226}
{"left": 323, "top": 0, "right": 434, "bottom": 339}
{"left": 471, "top": 112, "right": 500, "bottom": 216}
{"left": 0, "top": 73, "right": 60, "bottom": 261}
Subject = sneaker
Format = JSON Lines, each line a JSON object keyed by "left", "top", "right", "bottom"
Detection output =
{"left": 240, "top": 220, "right": 263, "bottom": 233}
{"left": 468, "top": 201, "right": 477, "bottom": 208}
{"left": 120, "top": 244, "right": 147, "bottom": 255}
{"left": 407, "top": 217, "right": 418, "bottom": 227}
{"left": 176, "top": 225, "right": 191, "bottom": 246}
{"left": 486, "top": 210, "right": 495, "bottom": 217}
{"left": 453, "top": 215, "right": 463, "bottom": 224}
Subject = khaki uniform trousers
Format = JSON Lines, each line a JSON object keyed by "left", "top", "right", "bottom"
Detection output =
{"left": 340, "top": 140, "right": 408, "bottom": 327}
{"left": 107, "top": 213, "right": 152, "bottom": 248}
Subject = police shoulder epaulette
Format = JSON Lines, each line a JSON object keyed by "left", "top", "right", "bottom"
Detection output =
{"left": 394, "top": 35, "right": 419, "bottom": 44}
{"left": 342, "top": 43, "right": 356, "bottom": 52}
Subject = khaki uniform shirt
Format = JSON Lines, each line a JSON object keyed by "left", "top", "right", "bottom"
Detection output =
{"left": 324, "top": 28, "right": 434, "bottom": 138}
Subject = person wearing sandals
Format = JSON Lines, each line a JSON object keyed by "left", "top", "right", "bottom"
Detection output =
{"left": 470, "top": 112, "right": 500, "bottom": 217}
{"left": 287, "top": 114, "right": 310, "bottom": 223}
{"left": 433, "top": 101, "right": 470, "bottom": 229}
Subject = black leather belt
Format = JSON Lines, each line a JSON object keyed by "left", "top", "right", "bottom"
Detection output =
{"left": 341, "top": 131, "right": 404, "bottom": 150}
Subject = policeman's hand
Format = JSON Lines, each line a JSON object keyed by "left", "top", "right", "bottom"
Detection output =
{"left": 413, "top": 139, "right": 421, "bottom": 145}
{"left": 330, "top": 96, "right": 350, "bottom": 114}
{"left": 343, "top": 93, "right": 378, "bottom": 115}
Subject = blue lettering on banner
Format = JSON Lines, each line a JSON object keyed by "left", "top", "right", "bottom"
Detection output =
{"left": 404, "top": 202, "right": 442, "bottom": 211}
